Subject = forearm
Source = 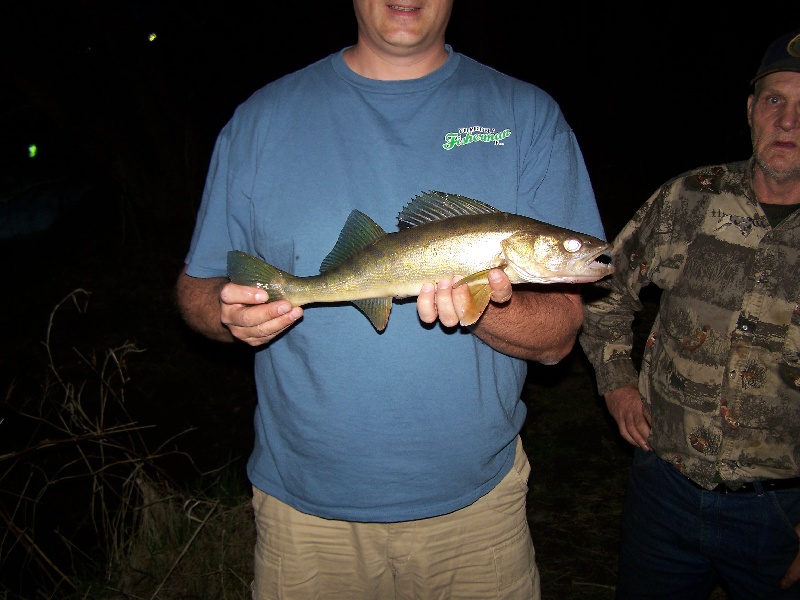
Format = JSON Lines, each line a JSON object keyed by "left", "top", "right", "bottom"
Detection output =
{"left": 174, "top": 266, "right": 235, "bottom": 343}
{"left": 471, "top": 287, "right": 583, "bottom": 364}
{"left": 579, "top": 284, "right": 644, "bottom": 395}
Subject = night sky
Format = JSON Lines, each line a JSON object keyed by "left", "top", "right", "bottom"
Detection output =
{"left": 2, "top": 2, "right": 798, "bottom": 239}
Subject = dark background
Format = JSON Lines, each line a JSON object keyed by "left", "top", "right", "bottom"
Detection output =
{"left": 0, "top": 3, "right": 799, "bottom": 596}
{"left": 2, "top": 2, "right": 795, "bottom": 237}
{"left": 0, "top": 1, "right": 798, "bottom": 471}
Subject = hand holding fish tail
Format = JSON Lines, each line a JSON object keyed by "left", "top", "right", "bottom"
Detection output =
{"left": 175, "top": 266, "right": 303, "bottom": 346}
{"left": 220, "top": 282, "right": 304, "bottom": 347}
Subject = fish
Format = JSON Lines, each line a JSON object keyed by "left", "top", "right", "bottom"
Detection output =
{"left": 227, "top": 191, "right": 614, "bottom": 332}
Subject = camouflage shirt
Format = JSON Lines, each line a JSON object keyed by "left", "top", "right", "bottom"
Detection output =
{"left": 580, "top": 159, "right": 800, "bottom": 489}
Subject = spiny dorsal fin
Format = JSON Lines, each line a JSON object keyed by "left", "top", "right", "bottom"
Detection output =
{"left": 320, "top": 210, "right": 386, "bottom": 273}
{"left": 398, "top": 191, "right": 499, "bottom": 228}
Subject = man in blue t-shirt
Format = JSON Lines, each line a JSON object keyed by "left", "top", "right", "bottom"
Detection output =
{"left": 175, "top": 1, "right": 606, "bottom": 597}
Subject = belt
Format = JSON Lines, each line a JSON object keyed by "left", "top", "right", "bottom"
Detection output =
{"left": 688, "top": 477, "right": 800, "bottom": 494}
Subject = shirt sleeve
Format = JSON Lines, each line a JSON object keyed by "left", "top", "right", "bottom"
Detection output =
{"left": 185, "top": 112, "right": 258, "bottom": 279}
{"left": 516, "top": 91, "right": 606, "bottom": 241}
{"left": 579, "top": 186, "right": 667, "bottom": 396}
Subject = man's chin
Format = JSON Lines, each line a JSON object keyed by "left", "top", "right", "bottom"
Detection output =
{"left": 756, "top": 155, "right": 800, "bottom": 183}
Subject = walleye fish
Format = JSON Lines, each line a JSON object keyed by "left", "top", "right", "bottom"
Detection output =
{"left": 227, "top": 191, "right": 614, "bottom": 332}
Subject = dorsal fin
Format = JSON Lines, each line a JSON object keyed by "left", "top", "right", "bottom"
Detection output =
{"left": 398, "top": 191, "right": 499, "bottom": 229}
{"left": 320, "top": 210, "right": 386, "bottom": 273}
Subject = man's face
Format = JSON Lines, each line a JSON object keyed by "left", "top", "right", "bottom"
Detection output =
{"left": 351, "top": 0, "right": 453, "bottom": 57}
{"left": 748, "top": 71, "right": 800, "bottom": 183}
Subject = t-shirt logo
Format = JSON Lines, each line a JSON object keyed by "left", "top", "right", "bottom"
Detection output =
{"left": 442, "top": 125, "right": 511, "bottom": 150}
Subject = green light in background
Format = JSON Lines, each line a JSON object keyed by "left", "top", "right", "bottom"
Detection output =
{"left": 28, "top": 144, "right": 38, "bottom": 158}
{"left": 148, "top": 32, "right": 157, "bottom": 42}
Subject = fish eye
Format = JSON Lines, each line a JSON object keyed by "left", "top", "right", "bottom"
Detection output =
{"left": 563, "top": 238, "right": 582, "bottom": 253}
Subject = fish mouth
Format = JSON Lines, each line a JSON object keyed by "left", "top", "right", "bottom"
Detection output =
{"left": 534, "top": 246, "right": 614, "bottom": 283}
{"left": 509, "top": 246, "right": 615, "bottom": 284}
{"left": 569, "top": 247, "right": 615, "bottom": 279}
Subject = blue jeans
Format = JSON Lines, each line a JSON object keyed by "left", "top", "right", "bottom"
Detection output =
{"left": 617, "top": 448, "right": 800, "bottom": 600}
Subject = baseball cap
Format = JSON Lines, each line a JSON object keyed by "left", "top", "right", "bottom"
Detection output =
{"left": 751, "top": 28, "right": 800, "bottom": 85}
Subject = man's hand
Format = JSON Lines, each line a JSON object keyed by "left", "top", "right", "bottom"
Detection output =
{"left": 416, "top": 269, "right": 511, "bottom": 327}
{"left": 605, "top": 386, "right": 652, "bottom": 450}
{"left": 220, "top": 283, "right": 303, "bottom": 346}
{"left": 781, "top": 524, "right": 800, "bottom": 590}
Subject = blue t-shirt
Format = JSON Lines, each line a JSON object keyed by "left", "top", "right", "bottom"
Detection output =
{"left": 185, "top": 46, "right": 605, "bottom": 522}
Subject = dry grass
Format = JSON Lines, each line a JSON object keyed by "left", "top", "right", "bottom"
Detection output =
{"left": 523, "top": 354, "right": 628, "bottom": 599}
{"left": 0, "top": 289, "right": 254, "bottom": 599}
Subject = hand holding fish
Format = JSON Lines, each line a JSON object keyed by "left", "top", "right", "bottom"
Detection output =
{"left": 219, "top": 281, "right": 303, "bottom": 347}
{"left": 418, "top": 270, "right": 512, "bottom": 328}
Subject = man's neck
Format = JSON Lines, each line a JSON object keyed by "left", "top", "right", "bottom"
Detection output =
{"left": 752, "top": 165, "right": 800, "bottom": 205}
{"left": 343, "top": 41, "right": 448, "bottom": 81}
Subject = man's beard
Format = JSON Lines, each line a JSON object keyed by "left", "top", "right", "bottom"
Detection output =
{"left": 755, "top": 154, "right": 800, "bottom": 184}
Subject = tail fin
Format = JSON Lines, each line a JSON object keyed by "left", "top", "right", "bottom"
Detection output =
{"left": 227, "top": 251, "right": 288, "bottom": 300}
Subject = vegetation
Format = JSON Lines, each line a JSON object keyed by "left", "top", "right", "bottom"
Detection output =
{"left": 0, "top": 290, "right": 254, "bottom": 598}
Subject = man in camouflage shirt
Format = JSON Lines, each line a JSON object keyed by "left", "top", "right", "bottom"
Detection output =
{"left": 580, "top": 28, "right": 800, "bottom": 599}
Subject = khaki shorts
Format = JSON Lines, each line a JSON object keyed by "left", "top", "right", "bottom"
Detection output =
{"left": 251, "top": 436, "right": 539, "bottom": 600}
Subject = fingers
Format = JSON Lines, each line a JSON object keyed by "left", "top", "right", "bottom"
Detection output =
{"left": 416, "top": 279, "right": 463, "bottom": 328}
{"left": 488, "top": 269, "right": 512, "bottom": 303}
{"left": 435, "top": 278, "right": 461, "bottom": 327}
{"left": 418, "top": 272, "right": 511, "bottom": 327}
{"left": 220, "top": 283, "right": 303, "bottom": 346}
{"left": 417, "top": 283, "right": 437, "bottom": 323}
{"left": 620, "top": 412, "right": 651, "bottom": 450}
{"left": 780, "top": 526, "right": 800, "bottom": 589}
{"left": 220, "top": 282, "right": 268, "bottom": 305}
{"left": 228, "top": 302, "right": 303, "bottom": 346}
{"left": 606, "top": 387, "right": 652, "bottom": 450}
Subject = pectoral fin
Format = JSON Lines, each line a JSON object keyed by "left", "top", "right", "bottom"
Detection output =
{"left": 458, "top": 283, "right": 492, "bottom": 327}
{"left": 454, "top": 269, "right": 492, "bottom": 288}
{"left": 451, "top": 270, "right": 493, "bottom": 326}
{"left": 352, "top": 298, "right": 393, "bottom": 332}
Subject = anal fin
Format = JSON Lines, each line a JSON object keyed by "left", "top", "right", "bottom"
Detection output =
{"left": 353, "top": 298, "right": 393, "bottom": 332}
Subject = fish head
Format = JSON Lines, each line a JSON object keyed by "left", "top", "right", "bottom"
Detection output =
{"left": 501, "top": 229, "right": 615, "bottom": 284}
